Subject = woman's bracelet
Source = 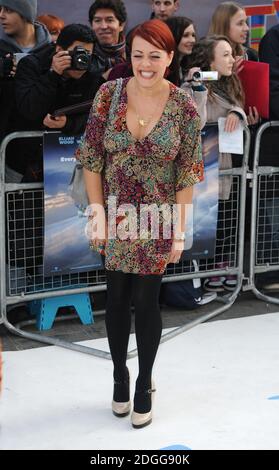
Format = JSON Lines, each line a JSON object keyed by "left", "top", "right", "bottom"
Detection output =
{"left": 174, "top": 233, "right": 186, "bottom": 241}
{"left": 87, "top": 210, "right": 97, "bottom": 221}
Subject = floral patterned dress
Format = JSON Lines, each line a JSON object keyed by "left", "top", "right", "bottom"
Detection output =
{"left": 76, "top": 78, "right": 203, "bottom": 275}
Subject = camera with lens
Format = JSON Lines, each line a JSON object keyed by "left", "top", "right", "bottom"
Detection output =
{"left": 68, "top": 46, "right": 92, "bottom": 71}
{"left": 192, "top": 71, "right": 218, "bottom": 82}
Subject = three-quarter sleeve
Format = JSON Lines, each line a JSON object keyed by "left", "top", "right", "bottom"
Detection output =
{"left": 174, "top": 92, "right": 204, "bottom": 192}
{"left": 75, "top": 82, "right": 112, "bottom": 173}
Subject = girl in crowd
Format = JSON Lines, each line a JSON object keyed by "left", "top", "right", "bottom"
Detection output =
{"left": 183, "top": 35, "right": 252, "bottom": 291}
{"left": 37, "top": 14, "right": 65, "bottom": 43}
{"left": 76, "top": 19, "right": 203, "bottom": 428}
{"left": 166, "top": 16, "right": 197, "bottom": 85}
{"left": 208, "top": 2, "right": 258, "bottom": 62}
{"left": 166, "top": 16, "right": 208, "bottom": 128}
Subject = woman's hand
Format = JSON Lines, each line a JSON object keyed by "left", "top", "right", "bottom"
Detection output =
{"left": 168, "top": 239, "right": 185, "bottom": 264}
{"left": 247, "top": 106, "right": 260, "bottom": 125}
{"left": 224, "top": 112, "right": 240, "bottom": 132}
{"left": 85, "top": 206, "right": 108, "bottom": 252}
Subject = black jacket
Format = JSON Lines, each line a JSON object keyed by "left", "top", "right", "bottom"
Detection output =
{"left": 245, "top": 46, "right": 258, "bottom": 62}
{"left": 15, "top": 43, "right": 105, "bottom": 135}
{"left": 259, "top": 25, "right": 279, "bottom": 120}
{"left": 0, "top": 22, "right": 51, "bottom": 141}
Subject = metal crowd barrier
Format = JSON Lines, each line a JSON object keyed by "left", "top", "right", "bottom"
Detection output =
{"left": 249, "top": 121, "right": 279, "bottom": 304}
{"left": 0, "top": 128, "right": 250, "bottom": 359}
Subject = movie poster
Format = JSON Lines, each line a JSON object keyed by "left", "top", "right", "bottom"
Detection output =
{"left": 43, "top": 132, "right": 103, "bottom": 276}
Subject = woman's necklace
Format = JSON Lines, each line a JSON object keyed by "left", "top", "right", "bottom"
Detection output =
{"left": 133, "top": 82, "right": 165, "bottom": 128}
{"left": 137, "top": 116, "right": 150, "bottom": 128}
{"left": 135, "top": 101, "right": 162, "bottom": 128}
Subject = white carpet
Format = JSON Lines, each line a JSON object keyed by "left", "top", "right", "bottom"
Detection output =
{"left": 1, "top": 313, "right": 279, "bottom": 450}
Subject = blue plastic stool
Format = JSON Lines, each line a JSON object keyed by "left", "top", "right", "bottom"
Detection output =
{"left": 30, "top": 292, "right": 94, "bottom": 331}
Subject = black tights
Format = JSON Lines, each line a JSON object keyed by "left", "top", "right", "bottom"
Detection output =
{"left": 105, "top": 269, "right": 163, "bottom": 391}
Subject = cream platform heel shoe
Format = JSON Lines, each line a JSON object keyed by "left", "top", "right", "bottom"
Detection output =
{"left": 131, "top": 382, "right": 156, "bottom": 429}
{"left": 112, "top": 399, "right": 131, "bottom": 417}
{"left": 112, "top": 368, "right": 130, "bottom": 418}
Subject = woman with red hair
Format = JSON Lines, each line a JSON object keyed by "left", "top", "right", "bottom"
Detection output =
{"left": 76, "top": 19, "right": 203, "bottom": 429}
{"left": 37, "top": 14, "right": 65, "bottom": 43}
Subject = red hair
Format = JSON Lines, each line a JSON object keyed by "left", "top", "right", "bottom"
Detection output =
{"left": 130, "top": 19, "right": 175, "bottom": 54}
{"left": 37, "top": 14, "right": 65, "bottom": 34}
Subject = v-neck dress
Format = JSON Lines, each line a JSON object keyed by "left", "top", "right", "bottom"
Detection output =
{"left": 76, "top": 78, "right": 204, "bottom": 275}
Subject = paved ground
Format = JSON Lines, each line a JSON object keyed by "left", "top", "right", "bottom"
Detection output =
{"left": 2, "top": 310, "right": 279, "bottom": 449}
{"left": 1, "top": 288, "right": 279, "bottom": 352}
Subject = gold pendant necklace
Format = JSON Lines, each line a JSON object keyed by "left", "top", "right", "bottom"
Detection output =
{"left": 133, "top": 81, "right": 165, "bottom": 129}
{"left": 138, "top": 117, "right": 149, "bottom": 127}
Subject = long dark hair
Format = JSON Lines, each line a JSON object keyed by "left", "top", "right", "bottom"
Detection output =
{"left": 189, "top": 35, "right": 244, "bottom": 106}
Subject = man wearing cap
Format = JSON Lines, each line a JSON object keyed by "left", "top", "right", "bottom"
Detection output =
{"left": 0, "top": 0, "right": 51, "bottom": 180}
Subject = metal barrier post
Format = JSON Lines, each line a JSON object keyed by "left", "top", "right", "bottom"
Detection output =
{"left": 249, "top": 121, "right": 279, "bottom": 304}
{"left": 0, "top": 132, "right": 111, "bottom": 358}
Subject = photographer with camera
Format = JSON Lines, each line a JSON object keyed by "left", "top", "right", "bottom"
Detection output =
{"left": 5, "top": 24, "right": 104, "bottom": 182}
{"left": 16, "top": 24, "right": 104, "bottom": 133}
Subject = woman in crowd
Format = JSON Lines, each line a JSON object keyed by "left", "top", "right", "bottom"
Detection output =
{"left": 165, "top": 16, "right": 208, "bottom": 128}
{"left": 166, "top": 16, "right": 197, "bottom": 85}
{"left": 183, "top": 35, "right": 250, "bottom": 291}
{"left": 76, "top": 19, "right": 203, "bottom": 428}
{"left": 208, "top": 2, "right": 258, "bottom": 63}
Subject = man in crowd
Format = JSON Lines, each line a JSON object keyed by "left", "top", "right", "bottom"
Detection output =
{"left": 0, "top": 0, "right": 51, "bottom": 181}
{"left": 151, "top": 0, "right": 180, "bottom": 21}
{"left": 89, "top": 0, "right": 127, "bottom": 75}
{"left": 259, "top": 24, "right": 279, "bottom": 121}
{"left": 8, "top": 24, "right": 104, "bottom": 181}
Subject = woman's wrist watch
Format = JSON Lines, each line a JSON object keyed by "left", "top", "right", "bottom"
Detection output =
{"left": 174, "top": 232, "right": 186, "bottom": 241}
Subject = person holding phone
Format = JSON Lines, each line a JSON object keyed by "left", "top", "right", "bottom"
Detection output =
{"left": 0, "top": 0, "right": 51, "bottom": 181}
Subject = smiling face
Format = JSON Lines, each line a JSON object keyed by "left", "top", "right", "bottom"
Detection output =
{"left": 91, "top": 8, "right": 124, "bottom": 46}
{"left": 178, "top": 24, "right": 196, "bottom": 56}
{"left": 210, "top": 40, "right": 235, "bottom": 77}
{"left": 152, "top": 0, "right": 179, "bottom": 21}
{"left": 229, "top": 8, "right": 249, "bottom": 45}
{"left": 131, "top": 35, "right": 174, "bottom": 89}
